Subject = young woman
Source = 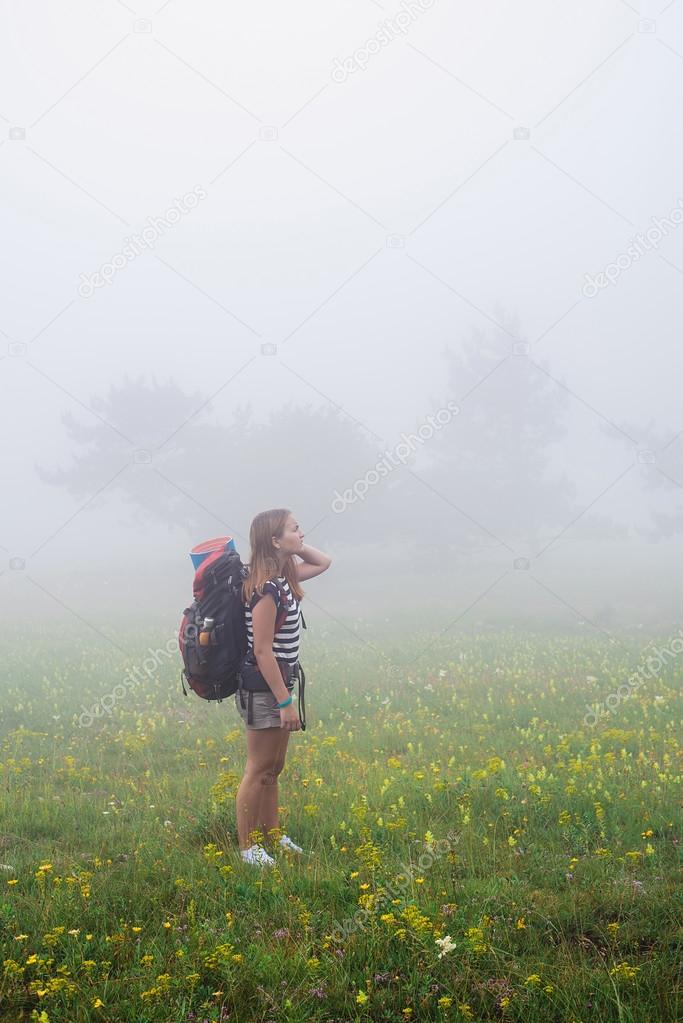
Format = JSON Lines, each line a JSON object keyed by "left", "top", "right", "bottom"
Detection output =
{"left": 235, "top": 508, "right": 332, "bottom": 867}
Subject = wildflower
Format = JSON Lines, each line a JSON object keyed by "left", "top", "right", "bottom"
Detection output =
{"left": 516, "top": 917, "right": 526, "bottom": 929}
{"left": 6, "top": 879, "right": 18, "bottom": 886}
{"left": 457, "top": 1005, "right": 474, "bottom": 1020}
{"left": 525, "top": 974, "right": 542, "bottom": 986}
{"left": 435, "top": 934, "right": 456, "bottom": 958}
{"left": 356, "top": 990, "right": 368, "bottom": 1004}
{"left": 609, "top": 962, "right": 640, "bottom": 981}
{"left": 92, "top": 997, "right": 104, "bottom": 1008}
{"left": 437, "top": 995, "right": 453, "bottom": 1008}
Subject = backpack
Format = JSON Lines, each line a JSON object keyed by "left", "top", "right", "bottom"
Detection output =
{"left": 178, "top": 545, "right": 291, "bottom": 703}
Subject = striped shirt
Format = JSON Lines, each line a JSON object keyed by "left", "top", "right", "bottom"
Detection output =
{"left": 244, "top": 576, "right": 300, "bottom": 665}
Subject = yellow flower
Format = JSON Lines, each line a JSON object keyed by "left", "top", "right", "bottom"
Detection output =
{"left": 356, "top": 990, "right": 368, "bottom": 1004}
{"left": 6, "top": 879, "right": 18, "bottom": 886}
{"left": 131, "top": 927, "right": 142, "bottom": 934}
{"left": 92, "top": 997, "right": 104, "bottom": 1008}
{"left": 457, "top": 1005, "right": 474, "bottom": 1020}
{"left": 437, "top": 996, "right": 453, "bottom": 1008}
{"left": 516, "top": 917, "right": 526, "bottom": 929}
{"left": 609, "top": 961, "right": 640, "bottom": 981}
{"left": 525, "top": 974, "right": 542, "bottom": 986}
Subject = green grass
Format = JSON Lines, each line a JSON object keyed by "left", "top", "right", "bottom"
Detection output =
{"left": 0, "top": 624, "right": 681, "bottom": 1022}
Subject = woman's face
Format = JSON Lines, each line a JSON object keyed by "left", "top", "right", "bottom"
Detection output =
{"left": 275, "top": 514, "right": 304, "bottom": 556}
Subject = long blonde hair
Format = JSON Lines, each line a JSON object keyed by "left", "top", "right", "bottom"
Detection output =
{"left": 241, "top": 508, "right": 304, "bottom": 605}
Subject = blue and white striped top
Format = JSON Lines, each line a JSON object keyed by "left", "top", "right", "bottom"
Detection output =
{"left": 244, "top": 576, "right": 300, "bottom": 665}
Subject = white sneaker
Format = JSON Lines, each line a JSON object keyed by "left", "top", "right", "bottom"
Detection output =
{"left": 279, "top": 834, "right": 304, "bottom": 854}
{"left": 240, "top": 843, "right": 275, "bottom": 867}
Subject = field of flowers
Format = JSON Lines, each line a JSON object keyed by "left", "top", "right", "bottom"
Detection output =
{"left": 0, "top": 624, "right": 680, "bottom": 1022}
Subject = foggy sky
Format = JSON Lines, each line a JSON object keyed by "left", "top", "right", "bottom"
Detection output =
{"left": 2, "top": 0, "right": 683, "bottom": 634}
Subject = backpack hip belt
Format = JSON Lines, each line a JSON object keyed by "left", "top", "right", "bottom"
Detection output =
{"left": 237, "top": 657, "right": 306, "bottom": 731}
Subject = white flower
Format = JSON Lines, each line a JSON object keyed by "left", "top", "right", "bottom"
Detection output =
{"left": 435, "top": 934, "right": 456, "bottom": 958}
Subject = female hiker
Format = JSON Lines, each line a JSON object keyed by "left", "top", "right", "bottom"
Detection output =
{"left": 235, "top": 508, "right": 332, "bottom": 866}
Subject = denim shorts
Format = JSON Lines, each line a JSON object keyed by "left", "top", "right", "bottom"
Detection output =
{"left": 235, "top": 683, "right": 295, "bottom": 729}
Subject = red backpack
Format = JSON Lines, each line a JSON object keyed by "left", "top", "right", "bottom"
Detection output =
{"left": 179, "top": 546, "right": 289, "bottom": 702}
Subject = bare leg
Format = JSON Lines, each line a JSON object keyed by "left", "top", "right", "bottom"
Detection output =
{"left": 260, "top": 729, "right": 291, "bottom": 844}
{"left": 236, "top": 727, "right": 287, "bottom": 850}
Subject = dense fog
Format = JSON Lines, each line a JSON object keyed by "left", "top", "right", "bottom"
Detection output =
{"left": 2, "top": 0, "right": 683, "bottom": 638}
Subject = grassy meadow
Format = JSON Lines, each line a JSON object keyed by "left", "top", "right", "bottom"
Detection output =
{"left": 0, "top": 623, "right": 681, "bottom": 1022}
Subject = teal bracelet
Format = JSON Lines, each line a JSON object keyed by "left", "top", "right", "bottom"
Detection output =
{"left": 277, "top": 694, "right": 293, "bottom": 709}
